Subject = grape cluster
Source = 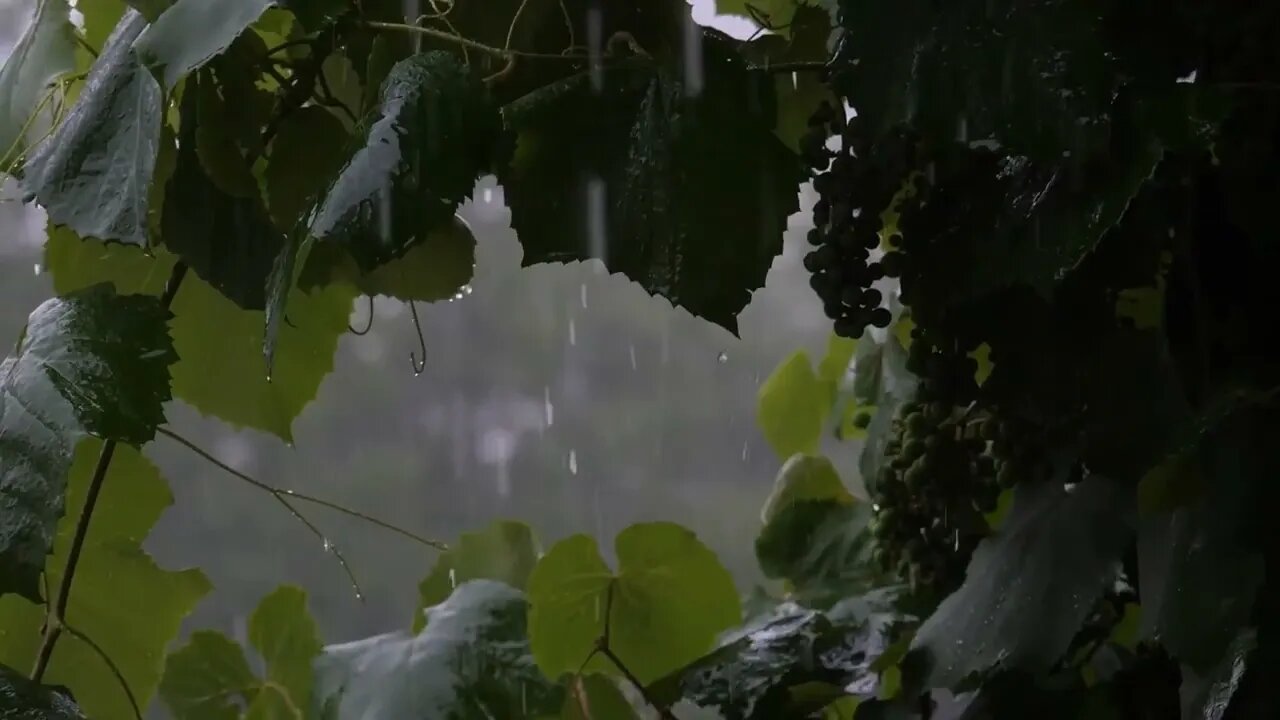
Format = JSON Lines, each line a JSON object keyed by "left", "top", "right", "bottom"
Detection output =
{"left": 800, "top": 104, "right": 920, "bottom": 339}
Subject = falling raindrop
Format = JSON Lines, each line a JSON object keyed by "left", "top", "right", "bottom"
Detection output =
{"left": 448, "top": 568, "right": 457, "bottom": 589}
{"left": 544, "top": 386, "right": 555, "bottom": 426}
{"left": 354, "top": 589, "right": 364, "bottom": 601}
{"left": 717, "top": 351, "right": 729, "bottom": 364}
{"left": 568, "top": 318, "right": 577, "bottom": 346}
{"left": 462, "top": 284, "right": 473, "bottom": 295}
{"left": 681, "top": 12, "right": 704, "bottom": 97}
{"left": 587, "top": 177, "right": 608, "bottom": 261}
{"left": 791, "top": 71, "right": 799, "bottom": 90}
{"left": 580, "top": 283, "right": 588, "bottom": 308}
{"left": 1176, "top": 69, "right": 1198, "bottom": 84}
{"left": 482, "top": 187, "right": 494, "bottom": 203}
{"left": 872, "top": 503, "right": 881, "bottom": 512}
{"left": 265, "top": 374, "right": 272, "bottom": 384}
{"left": 587, "top": 8, "right": 604, "bottom": 91}
{"left": 568, "top": 450, "right": 578, "bottom": 475}
{"left": 741, "top": 441, "right": 749, "bottom": 462}
{"left": 629, "top": 344, "right": 637, "bottom": 370}
{"left": 322, "top": 538, "right": 333, "bottom": 552}
{"left": 1063, "top": 481, "right": 1079, "bottom": 494}
{"left": 32, "top": 263, "right": 41, "bottom": 276}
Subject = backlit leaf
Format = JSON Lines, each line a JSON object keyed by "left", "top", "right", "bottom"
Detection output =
{"left": 414, "top": 520, "right": 540, "bottom": 632}
{"left": 133, "top": 0, "right": 275, "bottom": 89}
{"left": 0, "top": 0, "right": 76, "bottom": 163}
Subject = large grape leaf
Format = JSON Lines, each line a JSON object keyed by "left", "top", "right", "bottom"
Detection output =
{"left": 160, "top": 631, "right": 259, "bottom": 719}
{"left": 163, "top": 72, "right": 282, "bottom": 310}
{"left": 414, "top": 520, "right": 540, "bottom": 632}
{"left": 526, "top": 522, "right": 741, "bottom": 685}
{"left": 20, "top": 10, "right": 162, "bottom": 247}
{"left": 755, "top": 500, "right": 880, "bottom": 609}
{"left": 246, "top": 586, "right": 322, "bottom": 717}
{"left": 313, "top": 580, "right": 563, "bottom": 719}
{"left": 0, "top": 0, "right": 76, "bottom": 162}
{"left": 906, "top": 476, "right": 1134, "bottom": 690}
{"left": 757, "top": 352, "right": 831, "bottom": 459}
{"left": 132, "top": 0, "right": 275, "bottom": 89}
{"left": 310, "top": 51, "right": 502, "bottom": 271}
{"left": 0, "top": 440, "right": 211, "bottom": 720}
{"left": 264, "top": 107, "right": 352, "bottom": 230}
{"left": 736, "top": 2, "right": 836, "bottom": 151}
{"left": 0, "top": 285, "right": 175, "bottom": 600}
{"left": 0, "top": 663, "right": 86, "bottom": 720}
{"left": 502, "top": 32, "right": 802, "bottom": 333}
{"left": 43, "top": 231, "right": 354, "bottom": 441}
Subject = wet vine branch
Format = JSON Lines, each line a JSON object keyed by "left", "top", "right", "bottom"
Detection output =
{"left": 595, "top": 581, "right": 679, "bottom": 720}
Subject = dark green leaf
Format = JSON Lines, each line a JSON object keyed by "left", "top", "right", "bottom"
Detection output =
{"left": 907, "top": 476, "right": 1134, "bottom": 689}
{"left": 160, "top": 631, "right": 258, "bottom": 720}
{"left": 133, "top": 0, "right": 275, "bottom": 89}
{"left": 0, "top": 0, "right": 76, "bottom": 161}
{"left": 737, "top": 3, "right": 837, "bottom": 152}
{"left": 265, "top": 106, "right": 352, "bottom": 230}
{"left": 755, "top": 500, "right": 881, "bottom": 609}
{"left": 414, "top": 520, "right": 540, "bottom": 632}
{"left": 0, "top": 663, "right": 86, "bottom": 720}
{"left": 247, "top": 585, "right": 322, "bottom": 716}
{"left": 193, "top": 70, "right": 258, "bottom": 198}
{"left": 503, "top": 33, "right": 801, "bottom": 333}
{"left": 562, "top": 674, "right": 637, "bottom": 720}
{"left": 279, "top": 0, "right": 347, "bottom": 32}
{"left": 163, "top": 72, "right": 283, "bottom": 310}
{"left": 0, "top": 285, "right": 175, "bottom": 599}
{"left": 21, "top": 10, "right": 162, "bottom": 247}
{"left": 527, "top": 522, "right": 741, "bottom": 685}
{"left": 311, "top": 51, "right": 502, "bottom": 271}
{"left": 0, "top": 440, "right": 211, "bottom": 719}
{"left": 313, "top": 580, "right": 563, "bottom": 719}
{"left": 208, "top": 30, "right": 276, "bottom": 160}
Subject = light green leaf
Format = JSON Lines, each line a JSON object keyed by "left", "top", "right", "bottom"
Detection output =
{"left": 311, "top": 51, "right": 502, "bottom": 271}
{"left": 265, "top": 106, "right": 352, "bottom": 230}
{"left": 755, "top": 499, "right": 880, "bottom": 608}
{"left": 757, "top": 351, "right": 829, "bottom": 458}
{"left": 0, "top": 0, "right": 76, "bottom": 164}
{"left": 0, "top": 663, "right": 87, "bottom": 719}
{"left": 21, "top": 10, "right": 162, "bottom": 246}
{"left": 314, "top": 580, "right": 563, "bottom": 719}
{"left": 247, "top": 586, "right": 321, "bottom": 718}
{"left": 78, "top": 0, "right": 128, "bottom": 55}
{"left": 527, "top": 523, "right": 741, "bottom": 685}
{"left": 414, "top": 520, "right": 540, "bottom": 632}
{"left": 907, "top": 476, "right": 1133, "bottom": 689}
{"left": 760, "top": 454, "right": 852, "bottom": 524}
{"left": 562, "top": 674, "right": 637, "bottom": 720}
{"left": 133, "top": 0, "right": 275, "bottom": 89}
{"left": 0, "top": 285, "right": 175, "bottom": 599}
{"left": 159, "top": 631, "right": 258, "bottom": 720}
{"left": 816, "top": 333, "right": 857, "bottom": 385}
{"left": 0, "top": 440, "right": 212, "bottom": 720}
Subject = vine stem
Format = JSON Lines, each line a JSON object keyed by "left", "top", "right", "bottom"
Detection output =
{"left": 596, "top": 581, "right": 679, "bottom": 720}
{"left": 155, "top": 426, "right": 448, "bottom": 551}
{"left": 364, "top": 20, "right": 592, "bottom": 61}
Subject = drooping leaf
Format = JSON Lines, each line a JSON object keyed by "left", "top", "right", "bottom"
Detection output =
{"left": 43, "top": 232, "right": 354, "bottom": 441}
{"left": 208, "top": 30, "right": 276, "bottom": 161}
{"left": 246, "top": 586, "right": 322, "bottom": 717}
{"left": 262, "top": 229, "right": 301, "bottom": 377}
{"left": 20, "top": 10, "right": 161, "bottom": 247}
{"left": 0, "top": 663, "right": 86, "bottom": 720}
{"left": 906, "top": 476, "right": 1134, "bottom": 690}
{"left": 755, "top": 499, "right": 880, "bottom": 609}
{"left": 0, "top": 0, "right": 76, "bottom": 163}
{"left": 414, "top": 520, "right": 540, "bottom": 632}
{"left": 160, "top": 631, "right": 258, "bottom": 720}
{"left": 757, "top": 351, "right": 830, "bottom": 459}
{"left": 310, "top": 51, "right": 502, "bottom": 271}
{"left": 314, "top": 580, "right": 563, "bottom": 719}
{"left": 562, "top": 674, "right": 638, "bottom": 720}
{"left": 736, "top": 3, "right": 837, "bottom": 152}
{"left": 0, "top": 440, "right": 211, "bottom": 720}
{"left": 503, "top": 33, "right": 801, "bottom": 333}
{"left": 164, "top": 72, "right": 283, "bottom": 310}
{"left": 133, "top": 0, "right": 275, "bottom": 89}
{"left": 264, "top": 106, "right": 352, "bottom": 230}
{"left": 759, "top": 454, "right": 853, "bottom": 524}
{"left": 527, "top": 522, "right": 741, "bottom": 685}
{"left": 0, "top": 285, "right": 175, "bottom": 600}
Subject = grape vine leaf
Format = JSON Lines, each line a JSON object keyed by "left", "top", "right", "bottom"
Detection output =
{"left": 562, "top": 674, "right": 637, "bottom": 720}
{"left": 906, "top": 476, "right": 1134, "bottom": 690}
{"left": 133, "top": 0, "right": 275, "bottom": 89}
{"left": 759, "top": 454, "right": 853, "bottom": 524}
{"left": 755, "top": 499, "right": 880, "bottom": 609}
{"left": 314, "top": 580, "right": 563, "bottom": 719}
{"left": 502, "top": 33, "right": 801, "bottom": 333}
{"left": 310, "top": 51, "right": 502, "bottom": 271}
{"left": 247, "top": 586, "right": 322, "bottom": 717}
{"left": 414, "top": 520, "right": 540, "bottom": 632}
{"left": 160, "top": 631, "right": 259, "bottom": 719}
{"left": 757, "top": 351, "right": 830, "bottom": 459}
{"left": 0, "top": 0, "right": 76, "bottom": 162}
{"left": 526, "top": 522, "right": 741, "bottom": 685}
{"left": 78, "top": 0, "right": 128, "bottom": 57}
{"left": 43, "top": 232, "right": 354, "bottom": 441}
{"left": 164, "top": 72, "right": 283, "bottom": 310}
{"left": 0, "top": 440, "right": 211, "bottom": 720}
{"left": 20, "top": 10, "right": 161, "bottom": 247}
{"left": 0, "top": 663, "right": 86, "bottom": 720}
{"left": 279, "top": 0, "right": 347, "bottom": 32}
{"left": 0, "top": 285, "right": 175, "bottom": 600}
{"left": 737, "top": 3, "right": 836, "bottom": 152}
{"left": 265, "top": 106, "right": 352, "bottom": 230}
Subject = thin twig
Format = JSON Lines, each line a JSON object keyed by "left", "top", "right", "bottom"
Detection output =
{"left": 748, "top": 60, "right": 832, "bottom": 73}
{"left": 504, "top": 0, "right": 533, "bottom": 50}
{"left": 348, "top": 295, "right": 374, "bottom": 335}
{"left": 73, "top": 34, "right": 98, "bottom": 59}
{"left": 263, "top": 39, "right": 315, "bottom": 57}
{"left": 557, "top": 0, "right": 576, "bottom": 50}
{"left": 314, "top": 65, "right": 360, "bottom": 126}
{"left": 155, "top": 427, "right": 448, "bottom": 551}
{"left": 365, "top": 20, "right": 593, "bottom": 61}
{"left": 408, "top": 301, "right": 427, "bottom": 376}
{"left": 63, "top": 623, "right": 142, "bottom": 720}
{"left": 596, "top": 581, "right": 678, "bottom": 720}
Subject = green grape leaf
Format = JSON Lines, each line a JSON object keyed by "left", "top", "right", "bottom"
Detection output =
{"left": 906, "top": 476, "right": 1134, "bottom": 690}
{"left": 208, "top": 31, "right": 276, "bottom": 161}
{"left": 0, "top": 0, "right": 76, "bottom": 162}
{"left": 318, "top": 53, "right": 362, "bottom": 130}
{"left": 246, "top": 586, "right": 322, "bottom": 718}
{"left": 310, "top": 51, "right": 502, "bottom": 271}
{"left": 262, "top": 230, "right": 301, "bottom": 377}
{"left": 133, "top": 0, "right": 275, "bottom": 89}
{"left": 527, "top": 522, "right": 741, "bottom": 685}
{"left": 0, "top": 663, "right": 86, "bottom": 720}
{"left": 755, "top": 499, "right": 880, "bottom": 609}
{"left": 42, "top": 232, "right": 354, "bottom": 441}
{"left": 265, "top": 107, "right": 352, "bottom": 230}
{"left": 163, "top": 72, "right": 282, "bottom": 310}
{"left": 503, "top": 33, "right": 801, "bottom": 333}
{"left": 314, "top": 580, "right": 563, "bottom": 719}
{"left": 159, "top": 631, "right": 258, "bottom": 720}
{"left": 0, "top": 440, "right": 211, "bottom": 720}
{"left": 414, "top": 520, "right": 540, "bottom": 632}
{"left": 736, "top": 3, "right": 836, "bottom": 152}
{"left": 362, "top": 36, "right": 395, "bottom": 112}
{"left": 279, "top": 0, "right": 348, "bottom": 32}
{"left": 816, "top": 334, "right": 858, "bottom": 385}
{"left": 0, "top": 285, "right": 175, "bottom": 600}
{"left": 759, "top": 454, "right": 852, "bottom": 524}
{"left": 80, "top": 1, "right": 129, "bottom": 56}
{"left": 300, "top": 216, "right": 477, "bottom": 302}
{"left": 20, "top": 10, "right": 161, "bottom": 247}
{"left": 757, "top": 351, "right": 830, "bottom": 459}
{"left": 562, "top": 674, "right": 637, "bottom": 720}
